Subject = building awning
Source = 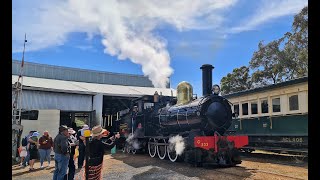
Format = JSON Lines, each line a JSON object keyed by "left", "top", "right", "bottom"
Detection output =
{"left": 12, "top": 75, "right": 176, "bottom": 97}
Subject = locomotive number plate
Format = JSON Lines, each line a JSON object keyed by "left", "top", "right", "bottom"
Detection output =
{"left": 281, "top": 137, "right": 303, "bottom": 143}
{"left": 194, "top": 137, "right": 215, "bottom": 150}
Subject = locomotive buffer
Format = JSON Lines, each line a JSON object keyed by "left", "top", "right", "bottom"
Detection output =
{"left": 12, "top": 34, "right": 27, "bottom": 161}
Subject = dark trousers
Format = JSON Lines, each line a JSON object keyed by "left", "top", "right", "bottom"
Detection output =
{"left": 64, "top": 156, "right": 75, "bottom": 180}
{"left": 78, "top": 145, "right": 85, "bottom": 168}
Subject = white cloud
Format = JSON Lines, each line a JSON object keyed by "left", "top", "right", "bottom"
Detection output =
{"left": 12, "top": 0, "right": 237, "bottom": 88}
{"left": 229, "top": 0, "right": 308, "bottom": 33}
{"left": 75, "top": 45, "right": 96, "bottom": 52}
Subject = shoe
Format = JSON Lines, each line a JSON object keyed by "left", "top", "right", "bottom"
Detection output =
{"left": 40, "top": 165, "right": 44, "bottom": 169}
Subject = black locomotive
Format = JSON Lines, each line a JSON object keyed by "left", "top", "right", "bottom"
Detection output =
{"left": 116, "top": 64, "right": 248, "bottom": 166}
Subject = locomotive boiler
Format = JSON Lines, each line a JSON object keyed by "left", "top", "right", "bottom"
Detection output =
{"left": 117, "top": 64, "right": 248, "bottom": 166}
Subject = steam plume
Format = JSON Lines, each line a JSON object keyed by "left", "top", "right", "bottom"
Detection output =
{"left": 168, "top": 135, "right": 185, "bottom": 155}
{"left": 126, "top": 133, "right": 141, "bottom": 150}
{"left": 13, "top": 0, "right": 237, "bottom": 88}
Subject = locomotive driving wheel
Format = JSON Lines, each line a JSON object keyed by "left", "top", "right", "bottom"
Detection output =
{"left": 132, "top": 149, "right": 137, "bottom": 154}
{"left": 126, "top": 146, "right": 131, "bottom": 154}
{"left": 157, "top": 139, "right": 167, "bottom": 160}
{"left": 148, "top": 138, "right": 157, "bottom": 158}
{"left": 167, "top": 144, "right": 178, "bottom": 162}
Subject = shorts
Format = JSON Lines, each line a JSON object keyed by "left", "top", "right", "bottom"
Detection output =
{"left": 29, "top": 150, "right": 38, "bottom": 160}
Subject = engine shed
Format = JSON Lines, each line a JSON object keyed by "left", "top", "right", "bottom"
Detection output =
{"left": 12, "top": 59, "right": 176, "bottom": 139}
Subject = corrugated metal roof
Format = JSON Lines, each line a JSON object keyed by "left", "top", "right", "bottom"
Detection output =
{"left": 12, "top": 60, "right": 159, "bottom": 87}
{"left": 12, "top": 75, "right": 176, "bottom": 98}
{"left": 224, "top": 76, "right": 308, "bottom": 99}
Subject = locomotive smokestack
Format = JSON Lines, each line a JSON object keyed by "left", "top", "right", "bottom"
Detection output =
{"left": 200, "top": 64, "right": 214, "bottom": 96}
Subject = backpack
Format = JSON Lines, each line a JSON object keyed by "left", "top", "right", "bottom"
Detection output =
{"left": 21, "top": 136, "right": 28, "bottom": 146}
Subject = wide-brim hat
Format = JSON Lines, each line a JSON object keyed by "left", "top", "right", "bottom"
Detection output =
{"left": 68, "top": 128, "right": 76, "bottom": 134}
{"left": 82, "top": 124, "right": 89, "bottom": 130}
{"left": 91, "top": 125, "right": 107, "bottom": 137}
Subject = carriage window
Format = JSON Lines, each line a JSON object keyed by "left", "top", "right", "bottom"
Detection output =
{"left": 289, "top": 95, "right": 299, "bottom": 111}
{"left": 251, "top": 102, "right": 258, "bottom": 114}
{"left": 272, "top": 97, "right": 281, "bottom": 112}
{"left": 234, "top": 104, "right": 239, "bottom": 116}
{"left": 242, "top": 103, "right": 248, "bottom": 116}
{"left": 261, "top": 99, "right": 268, "bottom": 113}
{"left": 21, "top": 110, "right": 39, "bottom": 120}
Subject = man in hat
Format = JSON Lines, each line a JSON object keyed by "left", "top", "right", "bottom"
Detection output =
{"left": 76, "top": 124, "right": 89, "bottom": 169}
{"left": 53, "top": 125, "right": 70, "bottom": 180}
{"left": 81, "top": 125, "right": 120, "bottom": 179}
{"left": 131, "top": 106, "right": 139, "bottom": 133}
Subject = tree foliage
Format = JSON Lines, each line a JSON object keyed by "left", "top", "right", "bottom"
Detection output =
{"left": 250, "top": 38, "right": 285, "bottom": 85}
{"left": 220, "top": 6, "right": 308, "bottom": 95}
{"left": 220, "top": 66, "right": 251, "bottom": 95}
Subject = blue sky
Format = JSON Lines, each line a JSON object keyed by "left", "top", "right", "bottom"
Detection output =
{"left": 12, "top": 0, "right": 308, "bottom": 96}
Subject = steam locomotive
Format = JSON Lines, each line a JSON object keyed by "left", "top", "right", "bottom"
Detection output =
{"left": 116, "top": 64, "right": 248, "bottom": 166}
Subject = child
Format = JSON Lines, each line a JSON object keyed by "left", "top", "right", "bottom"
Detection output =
{"left": 19, "top": 146, "right": 27, "bottom": 166}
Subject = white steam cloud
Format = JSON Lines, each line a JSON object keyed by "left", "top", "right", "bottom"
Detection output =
{"left": 126, "top": 133, "right": 140, "bottom": 150}
{"left": 168, "top": 135, "right": 185, "bottom": 155}
{"left": 12, "top": 0, "right": 237, "bottom": 88}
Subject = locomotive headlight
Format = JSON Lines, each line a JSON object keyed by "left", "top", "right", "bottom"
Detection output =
{"left": 212, "top": 84, "right": 220, "bottom": 95}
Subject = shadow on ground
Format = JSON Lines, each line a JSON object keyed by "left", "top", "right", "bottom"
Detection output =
{"left": 12, "top": 167, "right": 55, "bottom": 177}
{"left": 111, "top": 152, "right": 252, "bottom": 179}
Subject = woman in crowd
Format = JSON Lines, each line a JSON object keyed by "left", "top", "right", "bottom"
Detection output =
{"left": 38, "top": 130, "right": 53, "bottom": 168}
{"left": 28, "top": 131, "right": 39, "bottom": 171}
{"left": 81, "top": 125, "right": 120, "bottom": 179}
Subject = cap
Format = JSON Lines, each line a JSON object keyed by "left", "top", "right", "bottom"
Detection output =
{"left": 59, "top": 125, "right": 68, "bottom": 132}
{"left": 32, "top": 132, "right": 40, "bottom": 137}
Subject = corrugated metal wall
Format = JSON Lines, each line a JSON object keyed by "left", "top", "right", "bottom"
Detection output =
{"left": 12, "top": 60, "right": 159, "bottom": 87}
{"left": 13, "top": 89, "right": 93, "bottom": 111}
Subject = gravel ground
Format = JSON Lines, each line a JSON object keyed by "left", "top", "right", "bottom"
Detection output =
{"left": 12, "top": 151, "right": 308, "bottom": 180}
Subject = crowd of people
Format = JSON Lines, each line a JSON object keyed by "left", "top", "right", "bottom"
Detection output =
{"left": 18, "top": 124, "right": 120, "bottom": 180}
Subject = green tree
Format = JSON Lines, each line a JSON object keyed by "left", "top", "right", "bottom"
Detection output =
{"left": 250, "top": 6, "right": 307, "bottom": 85}
{"left": 220, "top": 6, "right": 307, "bottom": 94}
{"left": 249, "top": 38, "right": 285, "bottom": 85}
{"left": 220, "top": 66, "right": 252, "bottom": 95}
{"left": 282, "top": 6, "right": 308, "bottom": 79}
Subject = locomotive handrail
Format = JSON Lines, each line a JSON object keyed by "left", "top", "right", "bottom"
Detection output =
{"left": 176, "top": 109, "right": 181, "bottom": 128}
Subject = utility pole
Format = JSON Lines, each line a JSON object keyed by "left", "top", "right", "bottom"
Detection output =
{"left": 12, "top": 33, "right": 27, "bottom": 161}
